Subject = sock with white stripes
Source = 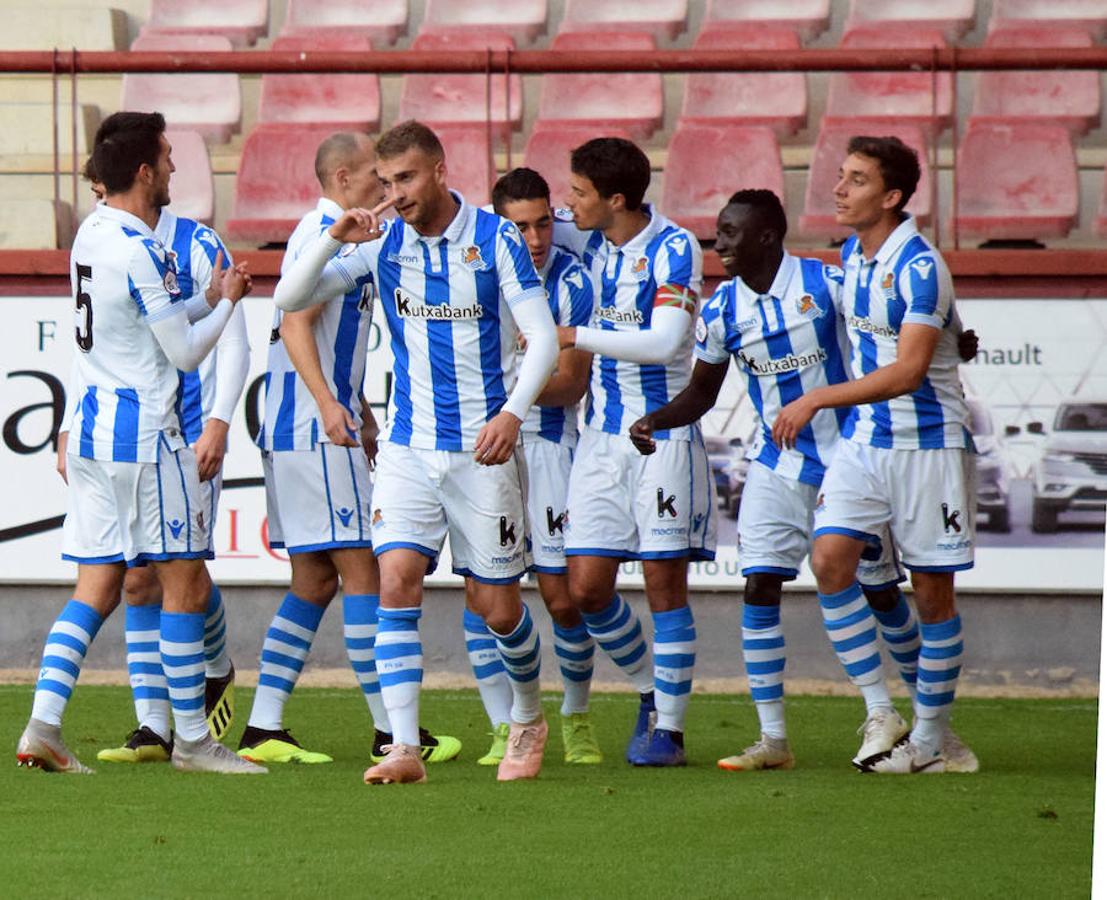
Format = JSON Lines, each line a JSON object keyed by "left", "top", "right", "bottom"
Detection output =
{"left": 819, "top": 583, "right": 893, "bottom": 714}
{"left": 30, "top": 599, "right": 104, "bottom": 727}
{"left": 463, "top": 609, "right": 513, "bottom": 728}
{"left": 652, "top": 606, "right": 696, "bottom": 734}
{"left": 375, "top": 607, "right": 423, "bottom": 747}
{"left": 203, "top": 584, "right": 232, "bottom": 679}
{"left": 160, "top": 611, "right": 208, "bottom": 742}
{"left": 490, "top": 604, "right": 544, "bottom": 724}
{"left": 125, "top": 603, "right": 171, "bottom": 741}
{"left": 871, "top": 590, "right": 920, "bottom": 698}
{"left": 343, "top": 594, "right": 391, "bottom": 732}
{"left": 742, "top": 602, "right": 786, "bottom": 740}
{"left": 912, "top": 615, "right": 964, "bottom": 755}
{"left": 553, "top": 620, "right": 594, "bottom": 716}
{"left": 581, "top": 594, "right": 653, "bottom": 694}
{"left": 247, "top": 592, "right": 325, "bottom": 732}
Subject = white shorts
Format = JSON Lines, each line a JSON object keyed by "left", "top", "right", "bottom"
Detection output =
{"left": 565, "top": 428, "right": 717, "bottom": 561}
{"left": 199, "top": 469, "right": 222, "bottom": 547}
{"left": 814, "top": 440, "right": 976, "bottom": 572}
{"left": 62, "top": 439, "right": 210, "bottom": 566}
{"left": 371, "top": 441, "right": 527, "bottom": 584}
{"left": 265, "top": 443, "right": 374, "bottom": 555}
{"left": 738, "top": 460, "right": 904, "bottom": 588}
{"left": 521, "top": 435, "right": 572, "bottom": 574}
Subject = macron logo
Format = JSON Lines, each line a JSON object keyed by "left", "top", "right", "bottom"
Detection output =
{"left": 395, "top": 288, "right": 483, "bottom": 320}
{"left": 911, "top": 259, "right": 934, "bottom": 280}
{"left": 667, "top": 236, "right": 688, "bottom": 256}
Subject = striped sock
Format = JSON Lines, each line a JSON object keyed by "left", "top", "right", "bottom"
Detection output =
{"left": 819, "top": 583, "right": 892, "bottom": 713}
{"left": 871, "top": 591, "right": 920, "bottom": 697}
{"left": 160, "top": 611, "right": 208, "bottom": 742}
{"left": 913, "top": 615, "right": 964, "bottom": 755}
{"left": 30, "top": 599, "right": 103, "bottom": 727}
{"left": 742, "top": 602, "right": 786, "bottom": 740}
{"left": 343, "top": 593, "right": 390, "bottom": 732}
{"left": 463, "top": 609, "right": 513, "bottom": 728}
{"left": 491, "top": 605, "right": 543, "bottom": 724}
{"left": 553, "top": 621, "right": 594, "bottom": 716}
{"left": 653, "top": 606, "right": 696, "bottom": 734}
{"left": 125, "top": 603, "right": 171, "bottom": 741}
{"left": 375, "top": 607, "right": 423, "bottom": 747}
{"left": 581, "top": 594, "right": 653, "bottom": 694}
{"left": 203, "top": 584, "right": 232, "bottom": 679}
{"left": 247, "top": 592, "right": 325, "bottom": 731}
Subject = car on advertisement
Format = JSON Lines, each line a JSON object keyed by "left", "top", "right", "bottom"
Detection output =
{"left": 1030, "top": 399, "right": 1107, "bottom": 533}
{"left": 704, "top": 433, "right": 749, "bottom": 519}
{"left": 966, "top": 398, "right": 1013, "bottom": 532}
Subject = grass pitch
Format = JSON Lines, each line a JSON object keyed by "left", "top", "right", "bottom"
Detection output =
{"left": 0, "top": 685, "right": 1094, "bottom": 898}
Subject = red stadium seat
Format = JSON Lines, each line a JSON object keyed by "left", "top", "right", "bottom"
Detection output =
{"left": 679, "top": 25, "right": 806, "bottom": 137}
{"left": 955, "top": 120, "right": 1078, "bottom": 243}
{"left": 523, "top": 124, "right": 636, "bottom": 210}
{"left": 991, "top": 0, "right": 1107, "bottom": 38}
{"left": 437, "top": 126, "right": 497, "bottom": 207}
{"left": 399, "top": 32, "right": 523, "bottom": 131}
{"left": 972, "top": 25, "right": 1100, "bottom": 136}
{"left": 537, "top": 32, "right": 663, "bottom": 141}
{"left": 662, "top": 125, "right": 784, "bottom": 240}
{"left": 825, "top": 25, "right": 952, "bottom": 137}
{"left": 1096, "top": 167, "right": 1107, "bottom": 239}
{"left": 423, "top": 0, "right": 547, "bottom": 43}
{"left": 703, "top": 0, "right": 830, "bottom": 42}
{"left": 281, "top": 0, "right": 408, "bottom": 44}
{"left": 845, "top": 0, "right": 975, "bottom": 41}
{"left": 122, "top": 34, "right": 241, "bottom": 144}
{"left": 560, "top": 0, "right": 689, "bottom": 41}
{"left": 799, "top": 121, "right": 933, "bottom": 241}
{"left": 259, "top": 34, "right": 381, "bottom": 131}
{"left": 146, "top": 0, "right": 268, "bottom": 47}
{"left": 226, "top": 125, "right": 338, "bottom": 244}
{"left": 166, "top": 130, "right": 215, "bottom": 225}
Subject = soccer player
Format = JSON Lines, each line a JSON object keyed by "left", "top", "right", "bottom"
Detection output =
{"left": 461, "top": 167, "right": 601, "bottom": 766}
{"left": 629, "top": 189, "right": 950, "bottom": 772}
{"left": 273, "top": 121, "right": 558, "bottom": 784}
{"left": 242, "top": 132, "right": 460, "bottom": 767}
{"left": 16, "top": 111, "right": 262, "bottom": 775}
{"left": 773, "top": 136, "right": 976, "bottom": 774}
{"left": 559, "top": 137, "right": 716, "bottom": 767}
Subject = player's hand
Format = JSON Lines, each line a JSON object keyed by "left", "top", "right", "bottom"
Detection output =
{"left": 360, "top": 415, "right": 379, "bottom": 470}
{"left": 629, "top": 415, "right": 657, "bottom": 455}
{"left": 473, "top": 411, "right": 520, "bottom": 466}
{"left": 321, "top": 398, "right": 359, "bottom": 447}
{"left": 772, "top": 396, "right": 817, "bottom": 450}
{"left": 328, "top": 198, "right": 393, "bottom": 245}
{"left": 957, "top": 328, "right": 979, "bottom": 362}
{"left": 205, "top": 249, "right": 225, "bottom": 305}
{"left": 56, "top": 429, "right": 68, "bottom": 484}
{"left": 194, "top": 418, "right": 229, "bottom": 482}
{"left": 236, "top": 262, "right": 253, "bottom": 298}
{"left": 557, "top": 326, "right": 577, "bottom": 350}
{"left": 221, "top": 260, "right": 250, "bottom": 304}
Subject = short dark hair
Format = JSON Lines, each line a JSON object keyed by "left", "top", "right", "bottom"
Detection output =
{"left": 314, "top": 131, "right": 371, "bottom": 188}
{"left": 376, "top": 119, "right": 444, "bottom": 162}
{"left": 570, "top": 137, "right": 650, "bottom": 211}
{"left": 491, "top": 167, "right": 550, "bottom": 215}
{"left": 89, "top": 111, "right": 166, "bottom": 195}
{"left": 725, "top": 189, "right": 787, "bottom": 241}
{"left": 847, "top": 135, "right": 920, "bottom": 212}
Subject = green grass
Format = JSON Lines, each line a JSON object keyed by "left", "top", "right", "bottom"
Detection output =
{"left": 1, "top": 686, "right": 1095, "bottom": 899}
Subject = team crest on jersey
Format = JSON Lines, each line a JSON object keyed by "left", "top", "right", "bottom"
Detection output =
{"left": 372, "top": 508, "right": 383, "bottom": 526}
{"left": 461, "top": 245, "right": 487, "bottom": 271}
{"left": 881, "top": 272, "right": 894, "bottom": 290}
{"left": 694, "top": 315, "right": 708, "bottom": 344}
{"left": 163, "top": 267, "right": 179, "bottom": 296}
{"left": 631, "top": 256, "right": 650, "bottom": 280}
{"left": 795, "top": 293, "right": 822, "bottom": 320}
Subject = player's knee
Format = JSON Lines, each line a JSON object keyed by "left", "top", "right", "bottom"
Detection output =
{"left": 743, "top": 573, "right": 783, "bottom": 606}
{"left": 861, "top": 584, "right": 900, "bottom": 613}
{"left": 810, "top": 541, "right": 853, "bottom": 590}
{"left": 567, "top": 570, "right": 608, "bottom": 613}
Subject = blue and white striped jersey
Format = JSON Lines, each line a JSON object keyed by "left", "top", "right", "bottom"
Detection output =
{"left": 696, "top": 252, "right": 853, "bottom": 487}
{"left": 258, "top": 198, "right": 376, "bottom": 452}
{"left": 582, "top": 205, "right": 704, "bottom": 441}
{"left": 324, "top": 192, "right": 546, "bottom": 451}
{"left": 521, "top": 245, "right": 595, "bottom": 446}
{"left": 68, "top": 204, "right": 188, "bottom": 463}
{"left": 838, "top": 217, "right": 970, "bottom": 450}
{"left": 155, "top": 209, "right": 244, "bottom": 443}
{"left": 553, "top": 209, "right": 604, "bottom": 268}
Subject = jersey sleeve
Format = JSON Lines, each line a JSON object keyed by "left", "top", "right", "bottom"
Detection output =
{"left": 495, "top": 219, "right": 546, "bottom": 307}
{"left": 129, "top": 237, "right": 186, "bottom": 324}
{"left": 822, "top": 263, "right": 846, "bottom": 315}
{"left": 693, "top": 284, "right": 731, "bottom": 365}
{"left": 899, "top": 252, "right": 949, "bottom": 329}
{"left": 188, "top": 225, "right": 232, "bottom": 300}
{"left": 559, "top": 261, "right": 595, "bottom": 327}
{"left": 651, "top": 230, "right": 703, "bottom": 316}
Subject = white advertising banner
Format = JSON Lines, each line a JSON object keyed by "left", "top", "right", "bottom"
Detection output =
{"left": 0, "top": 295, "right": 1102, "bottom": 593}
